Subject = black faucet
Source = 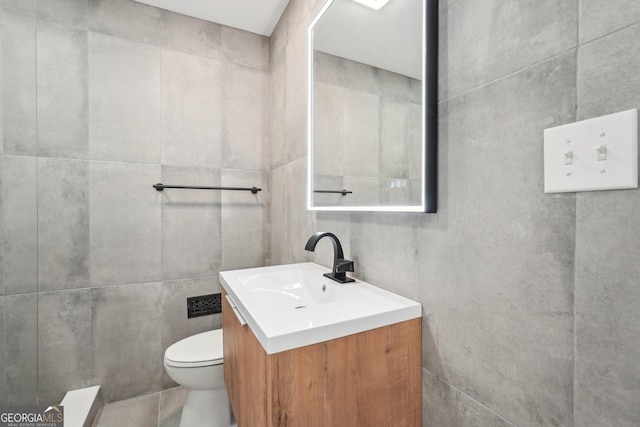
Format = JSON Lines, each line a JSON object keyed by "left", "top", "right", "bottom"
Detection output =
{"left": 304, "top": 232, "right": 355, "bottom": 283}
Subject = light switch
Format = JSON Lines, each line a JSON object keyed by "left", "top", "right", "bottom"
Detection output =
{"left": 543, "top": 109, "right": 638, "bottom": 193}
{"left": 564, "top": 150, "right": 573, "bottom": 165}
{"left": 596, "top": 145, "right": 607, "bottom": 161}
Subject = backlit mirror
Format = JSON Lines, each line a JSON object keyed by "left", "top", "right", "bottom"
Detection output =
{"left": 307, "top": 0, "right": 437, "bottom": 212}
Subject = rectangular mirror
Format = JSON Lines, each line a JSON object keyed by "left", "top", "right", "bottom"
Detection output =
{"left": 307, "top": 0, "right": 437, "bottom": 212}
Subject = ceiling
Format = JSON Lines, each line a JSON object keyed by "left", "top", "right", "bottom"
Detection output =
{"left": 132, "top": 0, "right": 423, "bottom": 79}
{"left": 313, "top": 0, "right": 423, "bottom": 79}
{"left": 132, "top": 0, "right": 291, "bottom": 36}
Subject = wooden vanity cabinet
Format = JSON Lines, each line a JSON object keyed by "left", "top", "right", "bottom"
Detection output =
{"left": 222, "top": 289, "right": 421, "bottom": 427}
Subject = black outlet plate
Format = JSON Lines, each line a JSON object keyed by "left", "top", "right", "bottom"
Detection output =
{"left": 187, "top": 293, "right": 222, "bottom": 318}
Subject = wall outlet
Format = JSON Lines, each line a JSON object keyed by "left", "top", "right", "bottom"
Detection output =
{"left": 187, "top": 293, "right": 222, "bottom": 318}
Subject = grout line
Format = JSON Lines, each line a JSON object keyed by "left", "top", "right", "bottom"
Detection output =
{"left": 6, "top": 274, "right": 220, "bottom": 298}
{"left": 577, "top": 17, "right": 640, "bottom": 48}
{"left": 573, "top": 3, "right": 580, "bottom": 424}
{"left": 155, "top": 388, "right": 161, "bottom": 427}
{"left": 440, "top": 14, "right": 640, "bottom": 107}
{"left": 35, "top": 14, "right": 40, "bottom": 406}
{"left": 576, "top": 0, "right": 581, "bottom": 49}
{"left": 440, "top": 46, "right": 578, "bottom": 104}
{"left": 428, "top": 370, "right": 518, "bottom": 427}
{"left": 159, "top": 46, "right": 165, "bottom": 285}
{"left": 87, "top": 32, "right": 95, "bottom": 395}
{"left": 572, "top": 6, "right": 580, "bottom": 427}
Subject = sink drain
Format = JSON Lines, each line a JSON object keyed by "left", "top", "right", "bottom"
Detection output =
{"left": 294, "top": 306, "right": 306, "bottom": 309}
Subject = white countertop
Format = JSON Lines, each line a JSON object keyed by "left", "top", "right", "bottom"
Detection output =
{"left": 220, "top": 262, "right": 422, "bottom": 354}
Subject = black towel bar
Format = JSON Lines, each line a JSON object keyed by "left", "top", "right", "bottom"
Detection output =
{"left": 153, "top": 183, "right": 261, "bottom": 194}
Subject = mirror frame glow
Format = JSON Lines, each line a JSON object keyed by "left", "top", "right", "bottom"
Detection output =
{"left": 307, "top": 0, "right": 438, "bottom": 213}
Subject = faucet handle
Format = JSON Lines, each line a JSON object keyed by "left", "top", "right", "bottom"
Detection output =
{"left": 336, "top": 259, "right": 354, "bottom": 273}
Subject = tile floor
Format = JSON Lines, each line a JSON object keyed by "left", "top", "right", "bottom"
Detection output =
{"left": 94, "top": 387, "right": 188, "bottom": 427}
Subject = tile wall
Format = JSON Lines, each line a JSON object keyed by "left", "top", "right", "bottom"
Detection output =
{"left": 313, "top": 52, "right": 422, "bottom": 206}
{"left": 1, "top": 0, "right": 639, "bottom": 425}
{"left": 270, "top": 0, "right": 640, "bottom": 425}
{"left": 0, "top": 0, "right": 270, "bottom": 405}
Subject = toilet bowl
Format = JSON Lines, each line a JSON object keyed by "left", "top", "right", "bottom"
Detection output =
{"left": 164, "top": 329, "right": 234, "bottom": 427}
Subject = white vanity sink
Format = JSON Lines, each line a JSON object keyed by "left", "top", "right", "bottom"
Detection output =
{"left": 220, "top": 262, "right": 421, "bottom": 354}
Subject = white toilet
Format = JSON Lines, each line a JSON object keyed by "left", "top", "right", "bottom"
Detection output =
{"left": 164, "top": 329, "right": 234, "bottom": 427}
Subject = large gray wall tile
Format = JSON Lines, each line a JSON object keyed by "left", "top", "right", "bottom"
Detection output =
{"left": 92, "top": 283, "right": 162, "bottom": 402}
{"left": 88, "top": 0, "right": 162, "bottom": 46}
{"left": 423, "top": 370, "right": 515, "bottom": 427}
{"left": 342, "top": 176, "right": 379, "bottom": 207}
{"left": 90, "top": 161, "right": 161, "bottom": 286}
{"left": 419, "top": 54, "right": 576, "bottom": 426}
{"left": 574, "top": 192, "right": 640, "bottom": 427}
{"left": 379, "top": 98, "right": 412, "bottom": 179}
{"left": 0, "top": 45, "right": 3, "bottom": 159}
{"left": 269, "top": 54, "right": 287, "bottom": 169}
{"left": 0, "top": 160, "right": 4, "bottom": 297}
{"left": 314, "top": 51, "right": 381, "bottom": 95}
{"left": 1, "top": 0, "right": 36, "bottom": 15}
{"left": 89, "top": 33, "right": 161, "bottom": 163}
{"left": 161, "top": 277, "right": 220, "bottom": 388}
{"left": 36, "top": 0, "right": 88, "bottom": 30}
{"left": 221, "top": 169, "right": 270, "bottom": 271}
{"left": 270, "top": 166, "right": 288, "bottom": 264}
{"left": 36, "top": 21, "right": 88, "bottom": 159}
{"left": 2, "top": 10, "right": 36, "bottom": 155}
{"left": 440, "top": 0, "right": 577, "bottom": 99}
{"left": 341, "top": 55, "right": 379, "bottom": 95}
{"left": 160, "top": 166, "right": 221, "bottom": 281}
{"left": 577, "top": 22, "right": 640, "bottom": 120}
{"left": 37, "top": 289, "right": 91, "bottom": 405}
{"left": 407, "top": 103, "right": 422, "bottom": 180}
{"left": 379, "top": 69, "right": 418, "bottom": 104}
{"left": 221, "top": 63, "right": 269, "bottom": 170}
{"left": 4, "top": 293, "right": 37, "bottom": 405}
{"left": 161, "top": 11, "right": 222, "bottom": 59}
{"left": 222, "top": 26, "right": 269, "bottom": 71}
{"left": 312, "top": 175, "right": 345, "bottom": 207}
{"left": 286, "top": 158, "right": 315, "bottom": 263}
{"left": 579, "top": 0, "right": 640, "bottom": 43}
{"left": 161, "top": 277, "right": 220, "bottom": 352}
{"left": 283, "top": 25, "right": 307, "bottom": 163}
{"left": 312, "top": 82, "right": 344, "bottom": 177}
{"left": 313, "top": 51, "right": 342, "bottom": 88}
{"left": 379, "top": 178, "right": 415, "bottom": 206}
{"left": 311, "top": 52, "right": 422, "bottom": 203}
{"left": 350, "top": 213, "right": 420, "bottom": 299}
{"left": 3, "top": 155, "right": 37, "bottom": 295}
{"left": 574, "top": 18, "right": 640, "bottom": 427}
{"left": 282, "top": 0, "right": 322, "bottom": 39}
{"left": 161, "top": 49, "right": 221, "bottom": 168}
{"left": 342, "top": 90, "right": 378, "bottom": 177}
{"left": 38, "top": 158, "right": 89, "bottom": 291}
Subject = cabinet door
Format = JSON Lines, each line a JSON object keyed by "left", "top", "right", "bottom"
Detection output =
{"left": 222, "top": 289, "right": 273, "bottom": 427}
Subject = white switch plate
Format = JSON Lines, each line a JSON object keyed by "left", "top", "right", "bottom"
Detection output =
{"left": 544, "top": 109, "right": 638, "bottom": 193}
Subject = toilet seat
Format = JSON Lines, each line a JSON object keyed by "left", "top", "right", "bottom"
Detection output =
{"left": 164, "top": 329, "right": 224, "bottom": 368}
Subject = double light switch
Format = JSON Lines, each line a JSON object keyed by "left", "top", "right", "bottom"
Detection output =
{"left": 543, "top": 109, "right": 638, "bottom": 193}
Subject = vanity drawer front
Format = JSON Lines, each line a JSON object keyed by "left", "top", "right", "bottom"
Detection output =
{"left": 222, "top": 288, "right": 275, "bottom": 427}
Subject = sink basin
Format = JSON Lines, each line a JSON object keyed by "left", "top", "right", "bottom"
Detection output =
{"left": 239, "top": 267, "right": 358, "bottom": 309}
{"left": 220, "top": 262, "right": 421, "bottom": 354}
